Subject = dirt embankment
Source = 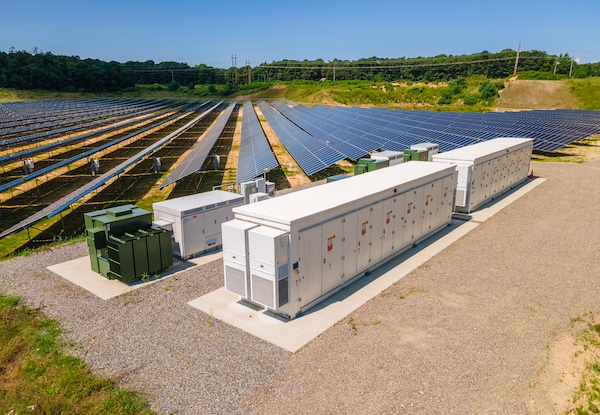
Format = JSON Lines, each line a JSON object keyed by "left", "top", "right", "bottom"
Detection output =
{"left": 494, "top": 79, "right": 579, "bottom": 110}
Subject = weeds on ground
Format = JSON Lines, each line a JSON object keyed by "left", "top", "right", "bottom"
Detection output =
{"left": 568, "top": 312, "right": 600, "bottom": 415}
{"left": 0, "top": 293, "right": 155, "bottom": 415}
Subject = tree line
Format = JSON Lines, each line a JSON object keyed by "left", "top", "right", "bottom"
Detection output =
{"left": 0, "top": 48, "right": 598, "bottom": 92}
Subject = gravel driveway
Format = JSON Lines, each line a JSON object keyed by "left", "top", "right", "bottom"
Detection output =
{"left": 1, "top": 159, "right": 599, "bottom": 414}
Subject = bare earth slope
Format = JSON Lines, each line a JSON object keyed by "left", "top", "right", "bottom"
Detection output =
{"left": 495, "top": 80, "right": 579, "bottom": 110}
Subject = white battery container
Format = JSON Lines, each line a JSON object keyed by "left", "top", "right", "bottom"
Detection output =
{"left": 222, "top": 161, "right": 457, "bottom": 318}
{"left": 431, "top": 137, "right": 533, "bottom": 213}
{"left": 153, "top": 190, "right": 244, "bottom": 259}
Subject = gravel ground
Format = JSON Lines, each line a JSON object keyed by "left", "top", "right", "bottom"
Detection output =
{"left": 1, "top": 159, "right": 599, "bottom": 414}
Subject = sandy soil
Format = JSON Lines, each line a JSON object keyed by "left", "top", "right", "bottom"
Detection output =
{"left": 243, "top": 154, "right": 600, "bottom": 414}
{"left": 495, "top": 80, "right": 579, "bottom": 110}
{"left": 221, "top": 106, "right": 242, "bottom": 186}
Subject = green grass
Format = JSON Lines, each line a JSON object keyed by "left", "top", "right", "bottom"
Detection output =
{"left": 569, "top": 313, "right": 600, "bottom": 415}
{"left": 568, "top": 78, "right": 600, "bottom": 110}
{"left": 0, "top": 293, "right": 155, "bottom": 415}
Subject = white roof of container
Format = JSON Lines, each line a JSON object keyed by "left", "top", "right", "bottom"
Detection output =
{"left": 432, "top": 138, "right": 532, "bottom": 162}
{"left": 371, "top": 150, "right": 404, "bottom": 157}
{"left": 153, "top": 190, "right": 243, "bottom": 216}
{"left": 233, "top": 161, "right": 455, "bottom": 226}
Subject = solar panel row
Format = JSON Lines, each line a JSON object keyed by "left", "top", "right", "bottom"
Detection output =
{"left": 159, "top": 100, "right": 232, "bottom": 189}
{"left": 257, "top": 100, "right": 344, "bottom": 176}
{"left": 236, "top": 101, "right": 279, "bottom": 184}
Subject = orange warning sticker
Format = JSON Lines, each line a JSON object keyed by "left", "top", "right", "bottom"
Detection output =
{"left": 327, "top": 235, "right": 335, "bottom": 252}
{"left": 386, "top": 211, "right": 392, "bottom": 224}
{"left": 361, "top": 221, "right": 368, "bottom": 236}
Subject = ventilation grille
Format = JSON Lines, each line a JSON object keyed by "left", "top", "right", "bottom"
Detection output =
{"left": 225, "top": 265, "right": 246, "bottom": 297}
{"left": 277, "top": 263, "right": 289, "bottom": 308}
{"left": 251, "top": 274, "right": 274, "bottom": 308}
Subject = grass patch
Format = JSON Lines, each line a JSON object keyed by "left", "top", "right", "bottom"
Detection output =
{"left": 0, "top": 293, "right": 154, "bottom": 415}
{"left": 568, "top": 77, "right": 600, "bottom": 110}
{"left": 569, "top": 313, "right": 600, "bottom": 415}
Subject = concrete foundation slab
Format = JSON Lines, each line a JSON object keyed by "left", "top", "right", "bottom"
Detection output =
{"left": 47, "top": 251, "right": 222, "bottom": 300}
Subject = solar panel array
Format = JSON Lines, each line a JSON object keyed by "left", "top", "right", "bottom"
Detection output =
{"left": 257, "top": 100, "right": 344, "bottom": 176}
{"left": 271, "top": 101, "right": 371, "bottom": 160}
{"left": 159, "top": 100, "right": 232, "bottom": 189}
{"left": 296, "top": 105, "right": 600, "bottom": 153}
{"left": 236, "top": 101, "right": 279, "bottom": 184}
{"left": 0, "top": 101, "right": 220, "bottom": 239}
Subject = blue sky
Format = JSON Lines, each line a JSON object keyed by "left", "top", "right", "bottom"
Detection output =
{"left": 1, "top": 0, "right": 598, "bottom": 67}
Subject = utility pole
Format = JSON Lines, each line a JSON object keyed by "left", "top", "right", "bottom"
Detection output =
{"left": 246, "top": 60, "right": 251, "bottom": 84}
{"left": 231, "top": 54, "right": 237, "bottom": 83}
{"left": 553, "top": 59, "right": 560, "bottom": 74}
{"left": 513, "top": 42, "right": 521, "bottom": 75}
{"left": 569, "top": 59, "right": 574, "bottom": 77}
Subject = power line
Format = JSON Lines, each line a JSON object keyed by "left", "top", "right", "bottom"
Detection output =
{"left": 258, "top": 56, "right": 550, "bottom": 70}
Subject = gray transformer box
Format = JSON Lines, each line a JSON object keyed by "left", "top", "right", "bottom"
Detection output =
{"left": 431, "top": 137, "right": 533, "bottom": 213}
{"left": 223, "top": 161, "right": 458, "bottom": 319}
{"left": 153, "top": 190, "right": 244, "bottom": 259}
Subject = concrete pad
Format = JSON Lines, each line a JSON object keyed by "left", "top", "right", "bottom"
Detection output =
{"left": 188, "top": 219, "right": 479, "bottom": 353}
{"left": 455, "top": 177, "right": 546, "bottom": 223}
{"left": 47, "top": 251, "right": 222, "bottom": 300}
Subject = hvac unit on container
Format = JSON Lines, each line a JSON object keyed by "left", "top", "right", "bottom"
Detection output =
{"left": 431, "top": 137, "right": 533, "bottom": 213}
{"left": 152, "top": 190, "right": 244, "bottom": 259}
{"left": 222, "top": 161, "right": 458, "bottom": 319}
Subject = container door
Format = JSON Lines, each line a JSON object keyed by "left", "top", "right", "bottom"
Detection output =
{"left": 491, "top": 157, "right": 501, "bottom": 196}
{"left": 441, "top": 175, "right": 455, "bottom": 224}
{"left": 500, "top": 154, "right": 508, "bottom": 187}
{"left": 412, "top": 187, "right": 424, "bottom": 241}
{"left": 392, "top": 193, "right": 405, "bottom": 252}
{"left": 402, "top": 190, "right": 416, "bottom": 247}
{"left": 204, "top": 209, "right": 219, "bottom": 237}
{"left": 369, "top": 202, "right": 384, "bottom": 266}
{"left": 298, "top": 227, "right": 323, "bottom": 309}
{"left": 428, "top": 179, "right": 443, "bottom": 232}
{"left": 182, "top": 213, "right": 205, "bottom": 257}
{"left": 421, "top": 184, "right": 433, "bottom": 237}
{"left": 321, "top": 219, "right": 344, "bottom": 295}
{"left": 382, "top": 198, "right": 396, "bottom": 259}
{"left": 356, "top": 206, "right": 371, "bottom": 274}
{"left": 341, "top": 212, "right": 358, "bottom": 283}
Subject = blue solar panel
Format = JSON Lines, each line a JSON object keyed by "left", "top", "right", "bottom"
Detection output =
{"left": 257, "top": 100, "right": 344, "bottom": 176}
{"left": 236, "top": 101, "right": 279, "bottom": 184}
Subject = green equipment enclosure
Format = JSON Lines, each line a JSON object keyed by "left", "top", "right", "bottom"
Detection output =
{"left": 403, "top": 148, "right": 429, "bottom": 162}
{"left": 353, "top": 158, "right": 390, "bottom": 175}
{"left": 84, "top": 205, "right": 173, "bottom": 284}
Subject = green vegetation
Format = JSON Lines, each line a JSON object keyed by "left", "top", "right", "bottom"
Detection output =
{"left": 568, "top": 78, "right": 600, "bottom": 110}
{"left": 569, "top": 313, "right": 600, "bottom": 415}
{"left": 2, "top": 48, "right": 599, "bottom": 94}
{"left": 0, "top": 293, "right": 154, "bottom": 415}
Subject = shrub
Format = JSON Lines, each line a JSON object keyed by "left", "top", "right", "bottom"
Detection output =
{"left": 463, "top": 94, "right": 479, "bottom": 105}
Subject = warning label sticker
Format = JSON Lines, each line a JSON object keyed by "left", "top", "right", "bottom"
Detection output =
{"left": 361, "top": 221, "right": 368, "bottom": 236}
{"left": 327, "top": 235, "right": 335, "bottom": 252}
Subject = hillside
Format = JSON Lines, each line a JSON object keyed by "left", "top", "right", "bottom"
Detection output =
{"left": 2, "top": 77, "right": 599, "bottom": 111}
{"left": 494, "top": 79, "right": 579, "bottom": 110}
